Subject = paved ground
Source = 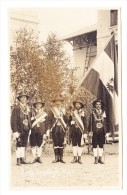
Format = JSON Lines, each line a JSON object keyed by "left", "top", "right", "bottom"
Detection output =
{"left": 11, "top": 143, "right": 121, "bottom": 189}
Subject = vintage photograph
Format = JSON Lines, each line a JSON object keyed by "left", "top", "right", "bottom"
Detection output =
{"left": 9, "top": 6, "right": 121, "bottom": 189}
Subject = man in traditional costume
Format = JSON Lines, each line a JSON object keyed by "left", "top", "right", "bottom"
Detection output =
{"left": 49, "top": 96, "right": 68, "bottom": 163}
{"left": 30, "top": 97, "right": 50, "bottom": 163}
{"left": 88, "top": 100, "right": 107, "bottom": 164}
{"left": 11, "top": 92, "right": 31, "bottom": 166}
{"left": 69, "top": 100, "right": 87, "bottom": 164}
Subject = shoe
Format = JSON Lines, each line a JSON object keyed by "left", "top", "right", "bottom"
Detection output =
{"left": 59, "top": 157, "right": 65, "bottom": 163}
{"left": 20, "top": 158, "right": 27, "bottom": 164}
{"left": 16, "top": 158, "right": 21, "bottom": 166}
{"left": 37, "top": 157, "right": 42, "bottom": 163}
{"left": 78, "top": 156, "right": 82, "bottom": 164}
{"left": 52, "top": 155, "right": 59, "bottom": 163}
{"left": 94, "top": 157, "right": 98, "bottom": 164}
{"left": 71, "top": 156, "right": 77, "bottom": 163}
{"left": 31, "top": 157, "right": 38, "bottom": 164}
{"left": 98, "top": 157, "right": 105, "bottom": 164}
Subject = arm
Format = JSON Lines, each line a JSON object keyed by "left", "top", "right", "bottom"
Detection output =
{"left": 11, "top": 106, "right": 20, "bottom": 140}
{"left": 11, "top": 106, "right": 18, "bottom": 133}
{"left": 82, "top": 115, "right": 87, "bottom": 134}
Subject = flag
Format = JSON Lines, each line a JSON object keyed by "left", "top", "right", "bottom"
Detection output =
{"left": 76, "top": 35, "right": 118, "bottom": 135}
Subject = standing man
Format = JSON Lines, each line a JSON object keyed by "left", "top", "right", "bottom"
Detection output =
{"left": 88, "top": 99, "right": 107, "bottom": 164}
{"left": 11, "top": 92, "right": 31, "bottom": 166}
{"left": 30, "top": 96, "right": 50, "bottom": 164}
{"left": 49, "top": 96, "right": 68, "bottom": 163}
{"left": 70, "top": 100, "right": 87, "bottom": 164}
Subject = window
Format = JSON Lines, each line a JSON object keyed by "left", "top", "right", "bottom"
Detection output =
{"left": 110, "top": 10, "right": 118, "bottom": 27}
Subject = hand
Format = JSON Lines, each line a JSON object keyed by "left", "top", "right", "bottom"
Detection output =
{"left": 46, "top": 129, "right": 50, "bottom": 137}
{"left": 43, "top": 134, "right": 48, "bottom": 141}
{"left": 13, "top": 132, "right": 20, "bottom": 141}
{"left": 83, "top": 134, "right": 87, "bottom": 139}
{"left": 71, "top": 120, "right": 75, "bottom": 125}
{"left": 105, "top": 133, "right": 110, "bottom": 138}
{"left": 89, "top": 132, "right": 93, "bottom": 137}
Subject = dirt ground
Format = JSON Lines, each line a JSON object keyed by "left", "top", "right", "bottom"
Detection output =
{"left": 11, "top": 143, "right": 121, "bottom": 189}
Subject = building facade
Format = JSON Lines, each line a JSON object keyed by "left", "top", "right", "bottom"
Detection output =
{"left": 63, "top": 9, "right": 118, "bottom": 80}
{"left": 10, "top": 10, "right": 39, "bottom": 47}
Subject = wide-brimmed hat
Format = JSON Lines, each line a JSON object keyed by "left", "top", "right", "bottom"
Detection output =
{"left": 73, "top": 100, "right": 85, "bottom": 109}
{"left": 92, "top": 99, "right": 104, "bottom": 108}
{"left": 33, "top": 97, "right": 45, "bottom": 108}
{"left": 17, "top": 92, "right": 30, "bottom": 101}
{"left": 52, "top": 95, "right": 64, "bottom": 103}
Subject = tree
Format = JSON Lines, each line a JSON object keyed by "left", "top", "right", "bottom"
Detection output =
{"left": 10, "top": 27, "right": 43, "bottom": 105}
{"left": 10, "top": 28, "right": 75, "bottom": 106}
{"left": 37, "top": 33, "right": 73, "bottom": 103}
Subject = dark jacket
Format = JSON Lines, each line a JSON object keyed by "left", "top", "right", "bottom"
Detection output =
{"left": 47, "top": 108, "right": 69, "bottom": 131}
{"left": 11, "top": 104, "right": 31, "bottom": 133}
{"left": 69, "top": 110, "right": 87, "bottom": 134}
{"left": 31, "top": 109, "right": 49, "bottom": 136}
{"left": 88, "top": 110, "right": 107, "bottom": 134}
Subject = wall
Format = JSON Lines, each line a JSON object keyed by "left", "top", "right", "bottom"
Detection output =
{"left": 97, "top": 10, "right": 118, "bottom": 55}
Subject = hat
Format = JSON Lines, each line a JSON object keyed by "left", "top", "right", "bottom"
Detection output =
{"left": 33, "top": 97, "right": 45, "bottom": 108}
{"left": 92, "top": 99, "right": 104, "bottom": 108}
{"left": 17, "top": 92, "right": 30, "bottom": 101}
{"left": 73, "top": 100, "right": 84, "bottom": 109}
{"left": 52, "top": 95, "right": 64, "bottom": 103}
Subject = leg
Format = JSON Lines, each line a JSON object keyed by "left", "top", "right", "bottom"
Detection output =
{"left": 77, "top": 147, "right": 83, "bottom": 164}
{"left": 71, "top": 126, "right": 78, "bottom": 163}
{"left": 98, "top": 130, "right": 105, "bottom": 164}
{"left": 20, "top": 131, "right": 29, "bottom": 163}
{"left": 59, "top": 147, "right": 65, "bottom": 163}
{"left": 52, "top": 126, "right": 60, "bottom": 163}
{"left": 71, "top": 146, "right": 78, "bottom": 163}
{"left": 16, "top": 147, "right": 21, "bottom": 166}
{"left": 31, "top": 146, "right": 38, "bottom": 163}
{"left": 30, "top": 132, "right": 38, "bottom": 163}
{"left": 58, "top": 129, "right": 65, "bottom": 163}
{"left": 52, "top": 147, "right": 59, "bottom": 163}
{"left": 77, "top": 129, "right": 83, "bottom": 164}
{"left": 93, "top": 133, "right": 98, "bottom": 164}
{"left": 36, "top": 132, "right": 43, "bottom": 163}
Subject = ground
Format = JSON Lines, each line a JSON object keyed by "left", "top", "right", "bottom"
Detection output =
{"left": 11, "top": 143, "right": 121, "bottom": 189}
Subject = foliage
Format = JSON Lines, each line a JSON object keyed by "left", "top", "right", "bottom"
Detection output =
{"left": 38, "top": 33, "right": 72, "bottom": 103}
{"left": 10, "top": 27, "right": 42, "bottom": 104}
{"left": 10, "top": 28, "right": 75, "bottom": 105}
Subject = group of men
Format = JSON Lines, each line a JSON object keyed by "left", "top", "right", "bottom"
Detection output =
{"left": 11, "top": 92, "right": 107, "bottom": 166}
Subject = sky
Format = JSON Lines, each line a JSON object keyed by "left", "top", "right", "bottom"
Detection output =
{"left": 37, "top": 8, "right": 97, "bottom": 41}
{"left": 10, "top": 8, "right": 97, "bottom": 58}
{"left": 13, "top": 8, "right": 97, "bottom": 40}
{"left": 37, "top": 8, "right": 97, "bottom": 58}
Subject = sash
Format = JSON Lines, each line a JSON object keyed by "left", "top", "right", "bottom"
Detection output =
{"left": 32, "top": 112, "right": 47, "bottom": 128}
{"left": 50, "top": 107, "right": 67, "bottom": 132}
{"left": 73, "top": 110, "right": 84, "bottom": 134}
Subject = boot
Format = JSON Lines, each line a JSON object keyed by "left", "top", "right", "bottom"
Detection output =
{"left": 59, "top": 148, "right": 65, "bottom": 163}
{"left": 20, "top": 158, "right": 27, "bottom": 164}
{"left": 94, "top": 157, "right": 98, "bottom": 164}
{"left": 52, "top": 148, "right": 59, "bottom": 163}
{"left": 37, "top": 157, "right": 42, "bottom": 163}
{"left": 31, "top": 157, "right": 38, "bottom": 164}
{"left": 60, "top": 156, "right": 65, "bottom": 163}
{"left": 16, "top": 158, "right": 21, "bottom": 166}
{"left": 52, "top": 155, "right": 59, "bottom": 163}
{"left": 78, "top": 156, "right": 82, "bottom": 164}
{"left": 71, "top": 156, "right": 77, "bottom": 163}
{"left": 98, "top": 156, "right": 105, "bottom": 164}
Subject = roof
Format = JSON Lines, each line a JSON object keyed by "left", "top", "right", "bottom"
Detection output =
{"left": 61, "top": 24, "right": 97, "bottom": 41}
